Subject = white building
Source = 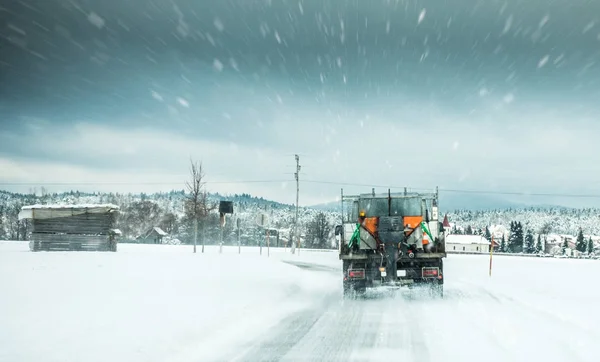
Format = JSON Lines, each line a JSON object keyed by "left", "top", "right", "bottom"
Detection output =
{"left": 488, "top": 224, "right": 509, "bottom": 241}
{"left": 446, "top": 234, "right": 491, "bottom": 253}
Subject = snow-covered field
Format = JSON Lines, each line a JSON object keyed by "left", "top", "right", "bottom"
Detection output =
{"left": 1, "top": 241, "right": 599, "bottom": 362}
{"left": 0, "top": 242, "right": 337, "bottom": 362}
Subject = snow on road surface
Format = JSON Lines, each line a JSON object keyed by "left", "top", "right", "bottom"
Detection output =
{"left": 1, "top": 241, "right": 599, "bottom": 362}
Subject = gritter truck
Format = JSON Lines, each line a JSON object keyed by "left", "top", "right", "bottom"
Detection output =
{"left": 336, "top": 188, "right": 446, "bottom": 298}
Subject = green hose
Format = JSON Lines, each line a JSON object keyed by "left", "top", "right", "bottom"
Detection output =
{"left": 348, "top": 223, "right": 361, "bottom": 248}
{"left": 421, "top": 221, "right": 434, "bottom": 244}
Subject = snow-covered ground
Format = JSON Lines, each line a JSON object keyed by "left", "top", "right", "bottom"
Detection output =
{"left": 1, "top": 241, "right": 599, "bottom": 361}
{"left": 0, "top": 242, "right": 337, "bottom": 362}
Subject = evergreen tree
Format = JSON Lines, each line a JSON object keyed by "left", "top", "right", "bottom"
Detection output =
{"left": 576, "top": 229, "right": 586, "bottom": 252}
{"left": 587, "top": 237, "right": 595, "bottom": 254}
{"left": 451, "top": 225, "right": 460, "bottom": 234}
{"left": 516, "top": 222, "right": 524, "bottom": 252}
{"left": 500, "top": 235, "right": 507, "bottom": 252}
{"left": 484, "top": 227, "right": 492, "bottom": 242}
{"left": 524, "top": 229, "right": 535, "bottom": 254}
{"left": 466, "top": 225, "right": 473, "bottom": 235}
{"left": 508, "top": 222, "right": 516, "bottom": 252}
{"left": 535, "top": 234, "right": 543, "bottom": 253}
{"left": 508, "top": 221, "right": 524, "bottom": 253}
{"left": 561, "top": 239, "right": 568, "bottom": 255}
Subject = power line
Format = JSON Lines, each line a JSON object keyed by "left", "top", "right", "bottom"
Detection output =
{"left": 2, "top": 178, "right": 600, "bottom": 199}
{"left": 302, "top": 180, "right": 600, "bottom": 199}
{"left": 0, "top": 180, "right": 289, "bottom": 186}
{"left": 439, "top": 188, "right": 600, "bottom": 199}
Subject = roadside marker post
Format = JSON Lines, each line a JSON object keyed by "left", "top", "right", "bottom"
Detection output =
{"left": 489, "top": 235, "right": 494, "bottom": 277}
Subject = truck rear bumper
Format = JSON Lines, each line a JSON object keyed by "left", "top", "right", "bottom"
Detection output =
{"left": 340, "top": 253, "right": 446, "bottom": 260}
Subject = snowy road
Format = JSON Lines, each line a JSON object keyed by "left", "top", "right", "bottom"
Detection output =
{"left": 233, "top": 252, "right": 600, "bottom": 362}
{"left": 230, "top": 278, "right": 598, "bottom": 362}
{"left": 1, "top": 242, "right": 599, "bottom": 362}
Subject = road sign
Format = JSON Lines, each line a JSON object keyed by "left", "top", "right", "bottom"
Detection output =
{"left": 219, "top": 201, "right": 233, "bottom": 214}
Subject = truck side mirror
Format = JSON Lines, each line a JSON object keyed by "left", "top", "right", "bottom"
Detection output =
{"left": 335, "top": 225, "right": 342, "bottom": 236}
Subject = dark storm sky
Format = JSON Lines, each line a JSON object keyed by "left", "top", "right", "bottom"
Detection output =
{"left": 1, "top": 0, "right": 599, "bottom": 206}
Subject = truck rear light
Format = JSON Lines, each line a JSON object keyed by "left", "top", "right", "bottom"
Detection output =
{"left": 422, "top": 267, "right": 439, "bottom": 278}
{"left": 348, "top": 269, "right": 365, "bottom": 279}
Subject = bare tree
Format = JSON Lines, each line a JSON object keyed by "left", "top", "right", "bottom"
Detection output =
{"left": 538, "top": 221, "right": 553, "bottom": 253}
{"left": 307, "top": 212, "right": 331, "bottom": 249}
{"left": 185, "top": 159, "right": 217, "bottom": 253}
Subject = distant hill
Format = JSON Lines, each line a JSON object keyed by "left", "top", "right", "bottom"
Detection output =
{"left": 309, "top": 193, "right": 557, "bottom": 213}
{"left": 439, "top": 193, "right": 532, "bottom": 211}
{"left": 309, "top": 201, "right": 342, "bottom": 213}
{"left": 1, "top": 189, "right": 597, "bottom": 242}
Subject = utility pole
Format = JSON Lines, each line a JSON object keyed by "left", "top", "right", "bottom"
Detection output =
{"left": 291, "top": 154, "right": 300, "bottom": 254}
{"left": 237, "top": 217, "right": 241, "bottom": 254}
{"left": 202, "top": 219, "right": 205, "bottom": 253}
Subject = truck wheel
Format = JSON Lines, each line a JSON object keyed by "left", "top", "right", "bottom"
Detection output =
{"left": 431, "top": 283, "right": 443, "bottom": 298}
{"left": 343, "top": 281, "right": 366, "bottom": 299}
{"left": 354, "top": 285, "right": 366, "bottom": 297}
{"left": 343, "top": 281, "right": 352, "bottom": 299}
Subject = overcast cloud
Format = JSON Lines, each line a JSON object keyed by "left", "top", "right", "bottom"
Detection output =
{"left": 1, "top": 0, "right": 599, "bottom": 207}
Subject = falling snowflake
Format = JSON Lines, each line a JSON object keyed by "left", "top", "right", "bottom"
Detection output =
{"left": 177, "top": 97, "right": 189, "bottom": 108}
{"left": 418, "top": 9, "right": 426, "bottom": 24}
{"left": 7, "top": 24, "right": 26, "bottom": 36}
{"left": 213, "top": 18, "right": 224, "bottom": 32}
{"left": 538, "top": 55, "right": 549, "bottom": 68}
{"left": 583, "top": 21, "right": 595, "bottom": 34}
{"left": 206, "top": 33, "right": 216, "bottom": 46}
{"left": 503, "top": 93, "right": 515, "bottom": 104}
{"left": 88, "top": 12, "right": 105, "bottom": 29}
{"left": 229, "top": 58, "right": 239, "bottom": 72}
{"left": 502, "top": 15, "right": 513, "bottom": 35}
{"left": 554, "top": 54, "right": 564, "bottom": 64}
{"left": 213, "top": 59, "right": 223, "bottom": 72}
{"left": 151, "top": 90, "right": 163, "bottom": 102}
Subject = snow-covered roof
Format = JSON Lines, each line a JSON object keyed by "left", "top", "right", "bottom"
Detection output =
{"left": 489, "top": 224, "right": 509, "bottom": 233}
{"left": 153, "top": 227, "right": 168, "bottom": 236}
{"left": 21, "top": 204, "right": 119, "bottom": 210}
{"left": 18, "top": 204, "right": 120, "bottom": 220}
{"left": 446, "top": 234, "right": 491, "bottom": 245}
